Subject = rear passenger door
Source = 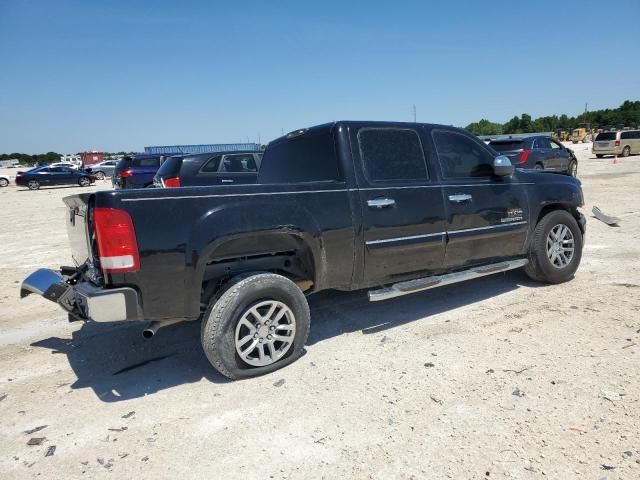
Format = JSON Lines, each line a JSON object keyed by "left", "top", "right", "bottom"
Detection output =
{"left": 351, "top": 127, "right": 447, "bottom": 286}
{"left": 533, "top": 137, "right": 555, "bottom": 170}
{"left": 549, "top": 138, "right": 570, "bottom": 171}
{"left": 430, "top": 129, "right": 529, "bottom": 269}
{"left": 217, "top": 153, "right": 259, "bottom": 184}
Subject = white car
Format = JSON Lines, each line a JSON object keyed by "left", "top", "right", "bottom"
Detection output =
{"left": 0, "top": 174, "right": 10, "bottom": 187}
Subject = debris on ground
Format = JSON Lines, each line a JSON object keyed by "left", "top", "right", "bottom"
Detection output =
{"left": 45, "top": 446, "right": 56, "bottom": 457}
{"left": 429, "top": 395, "right": 442, "bottom": 405}
{"left": 424, "top": 362, "right": 435, "bottom": 368}
{"left": 108, "top": 426, "right": 128, "bottom": 432}
{"left": 0, "top": 393, "right": 7, "bottom": 402}
{"left": 601, "top": 464, "right": 615, "bottom": 470}
{"left": 24, "top": 425, "right": 47, "bottom": 435}
{"left": 121, "top": 411, "right": 135, "bottom": 419}
{"left": 27, "top": 437, "right": 46, "bottom": 446}
{"left": 141, "top": 456, "right": 149, "bottom": 462}
{"left": 512, "top": 388, "right": 525, "bottom": 397}
{"left": 273, "top": 379, "right": 286, "bottom": 387}
{"left": 486, "top": 369, "right": 495, "bottom": 374}
{"left": 592, "top": 206, "right": 620, "bottom": 226}
{"left": 97, "top": 457, "right": 113, "bottom": 469}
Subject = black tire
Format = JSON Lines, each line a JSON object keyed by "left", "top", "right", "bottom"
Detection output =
{"left": 78, "top": 176, "right": 91, "bottom": 187}
{"left": 596, "top": 154, "right": 604, "bottom": 158}
{"left": 622, "top": 146, "right": 631, "bottom": 157}
{"left": 95, "top": 171, "right": 105, "bottom": 180}
{"left": 0, "top": 178, "right": 8, "bottom": 187}
{"left": 534, "top": 163, "right": 543, "bottom": 170}
{"left": 524, "top": 210, "right": 583, "bottom": 284}
{"left": 201, "top": 273, "right": 310, "bottom": 379}
{"left": 567, "top": 160, "right": 577, "bottom": 177}
{"left": 28, "top": 180, "right": 40, "bottom": 190}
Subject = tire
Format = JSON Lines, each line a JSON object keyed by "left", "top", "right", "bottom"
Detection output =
{"left": 622, "top": 146, "right": 631, "bottom": 157}
{"left": 0, "top": 178, "right": 8, "bottom": 187}
{"left": 524, "top": 210, "right": 583, "bottom": 284}
{"left": 596, "top": 154, "right": 604, "bottom": 158}
{"left": 78, "top": 177, "right": 91, "bottom": 187}
{"left": 201, "top": 273, "right": 310, "bottom": 379}
{"left": 567, "top": 160, "right": 577, "bottom": 177}
{"left": 28, "top": 180, "right": 40, "bottom": 190}
{"left": 534, "top": 163, "right": 543, "bottom": 170}
{"left": 95, "top": 171, "right": 105, "bottom": 180}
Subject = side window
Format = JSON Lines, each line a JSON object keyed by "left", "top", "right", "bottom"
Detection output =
{"left": 201, "top": 155, "right": 222, "bottom": 173}
{"left": 621, "top": 131, "right": 630, "bottom": 140}
{"left": 535, "top": 138, "right": 551, "bottom": 149}
{"left": 48, "top": 167, "right": 62, "bottom": 173}
{"left": 433, "top": 130, "right": 494, "bottom": 178}
{"left": 549, "top": 140, "right": 562, "bottom": 149}
{"left": 358, "top": 128, "right": 427, "bottom": 182}
{"left": 221, "top": 154, "right": 257, "bottom": 173}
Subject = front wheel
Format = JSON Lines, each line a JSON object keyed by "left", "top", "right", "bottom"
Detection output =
{"left": 622, "top": 146, "right": 631, "bottom": 157}
{"left": 0, "top": 178, "right": 8, "bottom": 187}
{"left": 524, "top": 210, "right": 583, "bottom": 284}
{"left": 201, "top": 273, "right": 310, "bottom": 379}
{"left": 78, "top": 177, "right": 91, "bottom": 187}
{"left": 568, "top": 160, "right": 577, "bottom": 177}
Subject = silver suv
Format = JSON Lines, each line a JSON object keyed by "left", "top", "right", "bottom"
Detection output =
{"left": 593, "top": 130, "right": 640, "bottom": 158}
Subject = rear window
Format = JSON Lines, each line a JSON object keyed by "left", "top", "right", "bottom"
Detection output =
{"left": 259, "top": 127, "right": 341, "bottom": 183}
{"left": 596, "top": 132, "right": 617, "bottom": 141}
{"left": 488, "top": 140, "right": 524, "bottom": 152}
{"left": 131, "top": 157, "right": 160, "bottom": 168}
{"left": 156, "top": 157, "right": 183, "bottom": 177}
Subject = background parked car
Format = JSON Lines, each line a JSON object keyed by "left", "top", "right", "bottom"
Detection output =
{"left": 488, "top": 135, "right": 577, "bottom": 176}
{"left": 593, "top": 130, "right": 640, "bottom": 158}
{"left": 15, "top": 165, "right": 95, "bottom": 190}
{"left": 49, "top": 161, "right": 80, "bottom": 170}
{"left": 113, "top": 154, "right": 169, "bottom": 189}
{"left": 86, "top": 160, "right": 119, "bottom": 179}
{"left": 154, "top": 151, "right": 262, "bottom": 188}
{"left": 0, "top": 174, "right": 10, "bottom": 187}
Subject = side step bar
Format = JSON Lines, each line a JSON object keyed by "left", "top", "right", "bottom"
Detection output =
{"left": 368, "top": 258, "right": 529, "bottom": 302}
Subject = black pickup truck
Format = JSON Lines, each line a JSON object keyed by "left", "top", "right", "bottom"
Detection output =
{"left": 21, "top": 121, "right": 586, "bottom": 379}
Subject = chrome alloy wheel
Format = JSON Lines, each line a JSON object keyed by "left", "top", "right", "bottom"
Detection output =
{"left": 546, "top": 224, "right": 575, "bottom": 269}
{"left": 234, "top": 300, "right": 296, "bottom": 367}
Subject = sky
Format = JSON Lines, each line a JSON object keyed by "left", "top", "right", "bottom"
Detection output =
{"left": 1, "top": 0, "right": 639, "bottom": 154}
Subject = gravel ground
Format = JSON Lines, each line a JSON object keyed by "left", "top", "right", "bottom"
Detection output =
{"left": 0, "top": 147, "right": 639, "bottom": 479}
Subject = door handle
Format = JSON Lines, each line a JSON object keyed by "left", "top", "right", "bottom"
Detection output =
{"left": 448, "top": 194, "right": 472, "bottom": 203}
{"left": 221, "top": 179, "right": 234, "bottom": 183}
{"left": 367, "top": 198, "right": 395, "bottom": 208}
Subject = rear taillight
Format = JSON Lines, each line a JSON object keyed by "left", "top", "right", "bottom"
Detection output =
{"left": 120, "top": 169, "right": 133, "bottom": 178}
{"left": 163, "top": 177, "right": 181, "bottom": 188}
{"left": 517, "top": 150, "right": 531, "bottom": 164}
{"left": 614, "top": 140, "right": 620, "bottom": 147}
{"left": 93, "top": 208, "right": 139, "bottom": 273}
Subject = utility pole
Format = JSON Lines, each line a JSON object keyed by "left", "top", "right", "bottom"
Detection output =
{"left": 585, "top": 103, "right": 588, "bottom": 114}
{"left": 413, "top": 104, "right": 417, "bottom": 123}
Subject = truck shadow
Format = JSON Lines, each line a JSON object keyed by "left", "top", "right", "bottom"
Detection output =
{"left": 31, "top": 270, "right": 541, "bottom": 402}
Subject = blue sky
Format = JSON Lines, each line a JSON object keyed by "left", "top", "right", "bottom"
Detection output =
{"left": 1, "top": 0, "right": 638, "bottom": 153}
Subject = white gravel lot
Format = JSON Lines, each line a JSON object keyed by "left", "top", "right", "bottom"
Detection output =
{"left": 0, "top": 146, "right": 639, "bottom": 479}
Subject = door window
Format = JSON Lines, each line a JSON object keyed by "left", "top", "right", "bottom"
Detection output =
{"left": 201, "top": 155, "right": 222, "bottom": 173}
{"left": 358, "top": 128, "right": 428, "bottom": 182}
{"left": 433, "top": 130, "right": 494, "bottom": 178}
{"left": 221, "top": 154, "right": 257, "bottom": 173}
{"left": 534, "top": 138, "right": 551, "bottom": 149}
{"left": 549, "top": 140, "right": 563, "bottom": 149}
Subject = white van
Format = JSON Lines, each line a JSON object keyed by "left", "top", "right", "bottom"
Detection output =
{"left": 593, "top": 130, "right": 640, "bottom": 158}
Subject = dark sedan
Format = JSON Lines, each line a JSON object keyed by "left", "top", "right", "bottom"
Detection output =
{"left": 488, "top": 136, "right": 577, "bottom": 176}
{"left": 15, "top": 165, "right": 96, "bottom": 190}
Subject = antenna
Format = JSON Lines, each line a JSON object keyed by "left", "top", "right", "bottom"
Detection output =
{"left": 413, "top": 104, "right": 417, "bottom": 122}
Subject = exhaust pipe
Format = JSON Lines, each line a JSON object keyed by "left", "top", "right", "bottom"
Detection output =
{"left": 142, "top": 319, "right": 183, "bottom": 338}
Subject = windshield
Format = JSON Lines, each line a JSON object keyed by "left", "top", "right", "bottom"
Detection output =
{"left": 596, "top": 132, "right": 616, "bottom": 141}
{"left": 488, "top": 141, "right": 524, "bottom": 152}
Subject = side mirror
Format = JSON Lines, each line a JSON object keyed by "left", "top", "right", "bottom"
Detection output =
{"left": 493, "top": 155, "right": 514, "bottom": 177}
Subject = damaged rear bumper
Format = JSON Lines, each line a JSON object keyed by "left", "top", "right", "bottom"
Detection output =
{"left": 21, "top": 268, "right": 143, "bottom": 322}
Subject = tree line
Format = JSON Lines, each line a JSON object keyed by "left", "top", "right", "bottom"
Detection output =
{"left": 465, "top": 100, "right": 640, "bottom": 136}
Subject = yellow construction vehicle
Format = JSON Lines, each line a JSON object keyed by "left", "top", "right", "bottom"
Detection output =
{"left": 570, "top": 127, "right": 589, "bottom": 143}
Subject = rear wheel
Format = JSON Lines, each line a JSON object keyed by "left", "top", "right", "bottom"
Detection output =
{"left": 94, "top": 171, "right": 105, "bottom": 180}
{"left": 78, "top": 177, "right": 91, "bottom": 187}
{"left": 201, "top": 273, "right": 310, "bottom": 379}
{"left": 596, "top": 154, "right": 604, "bottom": 158}
{"left": 622, "top": 146, "right": 631, "bottom": 157}
{"left": 27, "top": 180, "right": 40, "bottom": 190}
{"left": 524, "top": 210, "right": 583, "bottom": 284}
{"left": 534, "top": 163, "right": 543, "bottom": 170}
{"left": 0, "top": 178, "right": 8, "bottom": 187}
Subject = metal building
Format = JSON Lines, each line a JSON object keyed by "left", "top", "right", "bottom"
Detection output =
{"left": 144, "top": 143, "right": 260, "bottom": 155}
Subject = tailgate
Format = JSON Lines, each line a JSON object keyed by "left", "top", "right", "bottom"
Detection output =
{"left": 63, "top": 193, "right": 93, "bottom": 266}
